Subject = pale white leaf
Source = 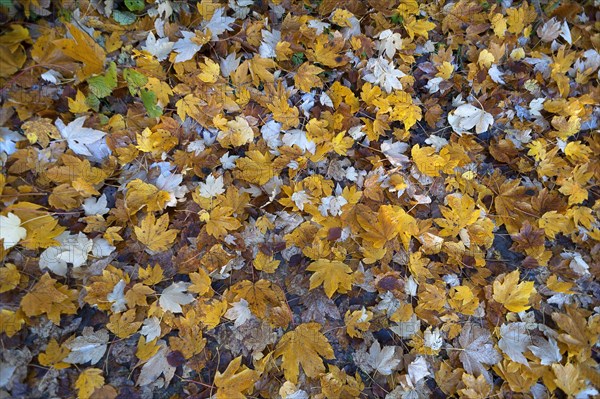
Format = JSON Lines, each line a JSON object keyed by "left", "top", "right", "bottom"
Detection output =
{"left": 107, "top": 279, "right": 127, "bottom": 313}
{"left": 55, "top": 116, "right": 106, "bottom": 157}
{"left": 528, "top": 336, "right": 562, "bottom": 365}
{"left": 64, "top": 327, "right": 109, "bottom": 365}
{"left": 41, "top": 69, "right": 63, "bottom": 84}
{"left": 0, "top": 212, "right": 27, "bottom": 250}
{"left": 448, "top": 104, "right": 494, "bottom": 135}
{"left": 140, "top": 317, "right": 162, "bottom": 341}
{"left": 159, "top": 282, "right": 194, "bottom": 313}
{"left": 172, "top": 31, "right": 203, "bottom": 63}
{"left": 458, "top": 323, "right": 502, "bottom": 376}
{"left": 224, "top": 299, "right": 253, "bottom": 327}
{"left": 82, "top": 194, "right": 109, "bottom": 216}
{"left": 498, "top": 323, "right": 531, "bottom": 365}
{"left": 488, "top": 64, "right": 505, "bottom": 84}
{"left": 367, "top": 341, "right": 401, "bottom": 375}
{"left": 198, "top": 174, "right": 225, "bottom": 198}
{"left": 202, "top": 8, "right": 235, "bottom": 40}
{"left": 220, "top": 53, "right": 241, "bottom": 77}
{"left": 408, "top": 356, "right": 430, "bottom": 386}
{"left": 142, "top": 32, "right": 174, "bottom": 61}
{"left": 537, "top": 18, "right": 562, "bottom": 42}
{"left": 259, "top": 29, "right": 280, "bottom": 58}
{"left": 136, "top": 342, "right": 175, "bottom": 387}
{"left": 282, "top": 129, "right": 315, "bottom": 154}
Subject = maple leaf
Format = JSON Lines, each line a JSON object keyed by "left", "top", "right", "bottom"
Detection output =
{"left": 0, "top": 212, "right": 26, "bottom": 250}
{"left": 234, "top": 150, "right": 274, "bottom": 185}
{"left": 448, "top": 104, "right": 494, "bottom": 135}
{"left": 497, "top": 323, "right": 531, "bottom": 365}
{"left": 306, "top": 259, "right": 353, "bottom": 298}
{"left": 142, "top": 32, "right": 173, "bottom": 61}
{"left": 214, "top": 356, "right": 260, "bottom": 399}
{"left": 435, "top": 193, "right": 481, "bottom": 237}
{"left": 64, "top": 327, "right": 109, "bottom": 365}
{"left": 274, "top": 322, "right": 335, "bottom": 383}
{"left": 55, "top": 116, "right": 106, "bottom": 157}
{"left": 107, "top": 309, "right": 143, "bottom": 338}
{"left": 136, "top": 342, "right": 176, "bottom": 387}
{"left": 224, "top": 299, "right": 253, "bottom": 327}
{"left": 203, "top": 206, "right": 242, "bottom": 238}
{"left": 362, "top": 341, "right": 401, "bottom": 375}
{"left": 134, "top": 213, "right": 179, "bottom": 252}
{"left": 0, "top": 263, "right": 20, "bottom": 293}
{"left": 363, "top": 57, "right": 405, "bottom": 93}
{"left": 53, "top": 23, "right": 105, "bottom": 81}
{"left": 158, "top": 282, "right": 195, "bottom": 314}
{"left": 294, "top": 62, "right": 324, "bottom": 92}
{"left": 20, "top": 273, "right": 78, "bottom": 324}
{"left": 458, "top": 323, "right": 502, "bottom": 378}
{"left": 75, "top": 368, "right": 104, "bottom": 399}
{"left": 492, "top": 270, "right": 536, "bottom": 313}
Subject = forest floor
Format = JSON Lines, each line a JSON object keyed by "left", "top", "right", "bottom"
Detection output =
{"left": 0, "top": 0, "right": 599, "bottom": 398}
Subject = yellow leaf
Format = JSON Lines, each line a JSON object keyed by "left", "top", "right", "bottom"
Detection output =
{"left": 134, "top": 213, "right": 179, "bottom": 252}
{"left": 189, "top": 268, "right": 212, "bottom": 295}
{"left": 436, "top": 61, "right": 454, "bottom": 79}
{"left": 176, "top": 94, "right": 204, "bottom": 123}
{"left": 125, "top": 179, "right": 170, "bottom": 214}
{"left": 331, "top": 9, "right": 354, "bottom": 27}
{"left": 53, "top": 23, "right": 105, "bottom": 81}
{"left": 136, "top": 128, "right": 178, "bottom": 156}
{"left": 403, "top": 16, "right": 436, "bottom": 39}
{"left": 0, "top": 309, "right": 25, "bottom": 337}
{"left": 20, "top": 273, "right": 78, "bottom": 324}
{"left": 204, "top": 206, "right": 242, "bottom": 238}
{"left": 253, "top": 251, "right": 280, "bottom": 273}
{"left": 552, "top": 363, "right": 587, "bottom": 397}
{"left": 107, "top": 309, "right": 142, "bottom": 338}
{"left": 306, "top": 33, "right": 347, "bottom": 68}
{"left": 136, "top": 336, "right": 160, "bottom": 362}
{"left": 124, "top": 283, "right": 154, "bottom": 308}
{"left": 344, "top": 308, "right": 372, "bottom": 338}
{"left": 411, "top": 144, "right": 445, "bottom": 177}
{"left": 306, "top": 259, "right": 353, "bottom": 298}
{"left": 234, "top": 150, "right": 274, "bottom": 185}
{"left": 249, "top": 56, "right": 277, "bottom": 84}
{"left": 267, "top": 96, "right": 299, "bottom": 130}
{"left": 546, "top": 275, "right": 574, "bottom": 294}
{"left": 68, "top": 90, "right": 90, "bottom": 113}
{"left": 217, "top": 116, "right": 255, "bottom": 147}
{"left": 448, "top": 285, "right": 479, "bottom": 315}
{"left": 75, "top": 368, "right": 104, "bottom": 399}
{"left": 38, "top": 338, "right": 70, "bottom": 369}
{"left": 198, "top": 58, "right": 220, "bottom": 83}
{"left": 493, "top": 270, "right": 536, "bottom": 313}
{"left": 228, "top": 279, "right": 289, "bottom": 323}
{"left": 0, "top": 263, "right": 20, "bottom": 293}
{"left": 214, "top": 356, "right": 260, "bottom": 399}
{"left": 478, "top": 49, "right": 495, "bottom": 68}
{"left": 491, "top": 13, "right": 507, "bottom": 38}
{"left": 274, "top": 322, "right": 335, "bottom": 383}
{"left": 435, "top": 194, "right": 481, "bottom": 237}
{"left": 138, "top": 264, "right": 164, "bottom": 285}
{"left": 294, "top": 62, "right": 324, "bottom": 92}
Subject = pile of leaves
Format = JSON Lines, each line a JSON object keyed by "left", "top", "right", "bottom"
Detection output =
{"left": 1, "top": 0, "right": 599, "bottom": 398}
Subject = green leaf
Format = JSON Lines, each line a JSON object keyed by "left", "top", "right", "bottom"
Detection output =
{"left": 141, "top": 89, "right": 163, "bottom": 118}
{"left": 86, "top": 93, "right": 101, "bottom": 112}
{"left": 124, "top": 0, "right": 145, "bottom": 12}
{"left": 113, "top": 9, "right": 136, "bottom": 25}
{"left": 123, "top": 69, "right": 148, "bottom": 95}
{"left": 87, "top": 62, "right": 117, "bottom": 98}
